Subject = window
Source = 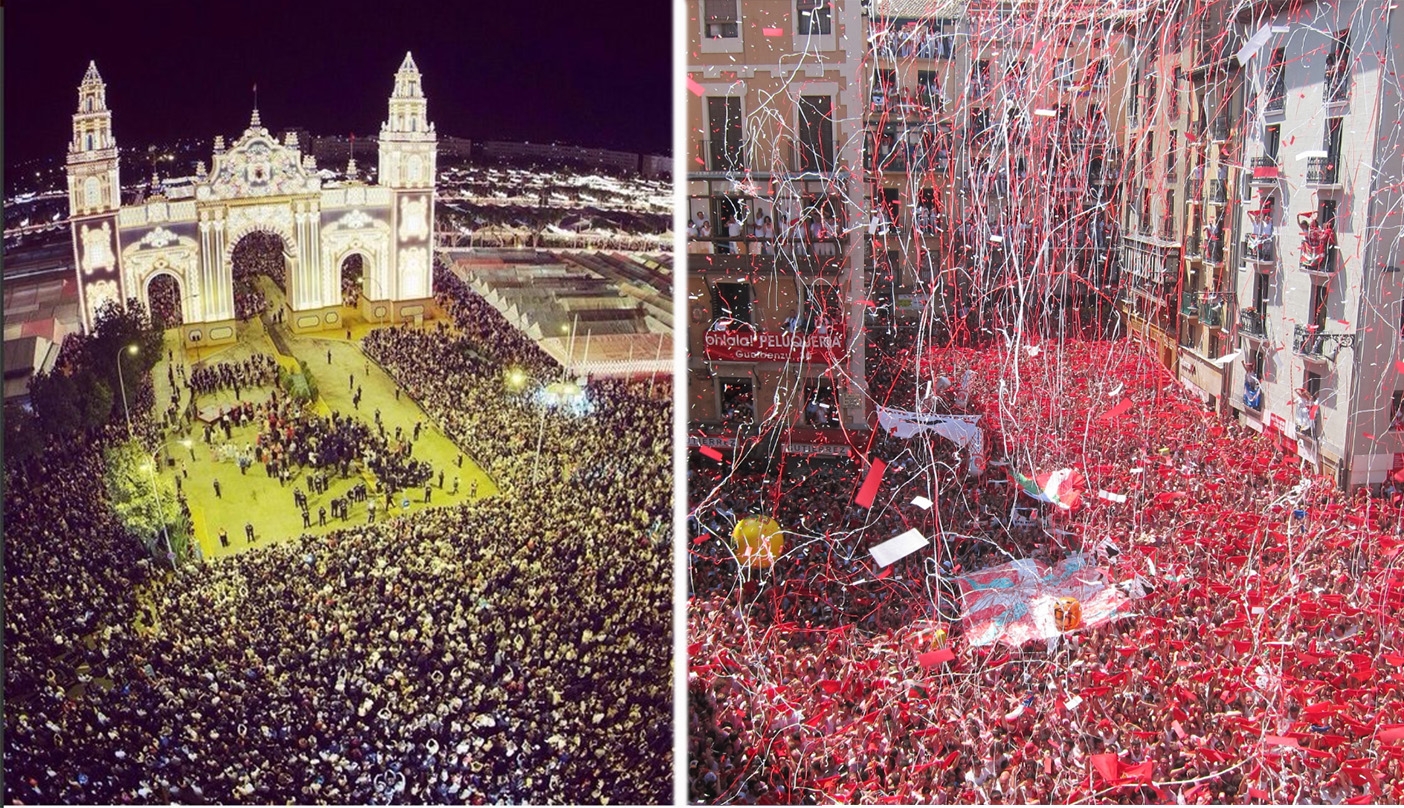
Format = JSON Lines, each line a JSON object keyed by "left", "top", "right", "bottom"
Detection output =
{"left": 797, "top": 95, "right": 834, "bottom": 171}
{"left": 704, "top": 0, "right": 739, "bottom": 39}
{"left": 1392, "top": 391, "right": 1404, "bottom": 431}
{"left": 1056, "top": 57, "right": 1076, "bottom": 88}
{"left": 1166, "top": 130, "right": 1178, "bottom": 176}
{"left": 1267, "top": 47, "right": 1287, "bottom": 109}
{"left": 1092, "top": 57, "right": 1110, "bottom": 89}
{"left": 1128, "top": 68, "right": 1140, "bottom": 118}
{"left": 712, "top": 281, "right": 752, "bottom": 323}
{"left": 970, "top": 108, "right": 991, "bottom": 137}
{"left": 872, "top": 69, "right": 896, "bottom": 108}
{"left": 83, "top": 176, "right": 101, "bottom": 209}
{"left": 917, "top": 70, "right": 941, "bottom": 108}
{"left": 804, "top": 283, "right": 843, "bottom": 333}
{"left": 797, "top": 0, "right": 831, "bottom": 36}
{"left": 1254, "top": 272, "right": 1269, "bottom": 312}
{"left": 719, "top": 378, "right": 755, "bottom": 426}
{"left": 970, "top": 60, "right": 992, "bottom": 97}
{"left": 1325, "top": 117, "right": 1343, "bottom": 171}
{"left": 707, "top": 96, "right": 744, "bottom": 171}
{"left": 1163, "top": 190, "right": 1175, "bottom": 237}
{"left": 1326, "top": 30, "right": 1351, "bottom": 101}
{"left": 803, "top": 378, "right": 839, "bottom": 427}
{"left": 1265, "top": 124, "right": 1281, "bottom": 161}
{"left": 1309, "top": 282, "right": 1328, "bottom": 330}
{"left": 1305, "top": 370, "right": 1322, "bottom": 400}
{"left": 1172, "top": 68, "right": 1184, "bottom": 119}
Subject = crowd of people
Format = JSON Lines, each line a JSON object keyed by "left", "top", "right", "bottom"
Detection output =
{"left": 186, "top": 354, "right": 279, "bottom": 398}
{"left": 233, "top": 276, "right": 269, "bottom": 322}
{"left": 5, "top": 263, "right": 672, "bottom": 804}
{"left": 251, "top": 391, "right": 432, "bottom": 497}
{"left": 689, "top": 339, "right": 1404, "bottom": 804}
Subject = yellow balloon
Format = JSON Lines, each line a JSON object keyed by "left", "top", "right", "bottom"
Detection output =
{"left": 732, "top": 516, "right": 784, "bottom": 568}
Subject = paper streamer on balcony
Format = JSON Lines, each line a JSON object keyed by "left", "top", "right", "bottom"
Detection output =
{"left": 870, "top": 528, "right": 929, "bottom": 568}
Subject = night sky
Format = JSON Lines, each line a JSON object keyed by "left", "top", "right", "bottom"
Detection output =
{"left": 4, "top": 0, "right": 672, "bottom": 172}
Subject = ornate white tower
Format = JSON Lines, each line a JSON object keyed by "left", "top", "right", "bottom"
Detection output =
{"left": 378, "top": 52, "right": 436, "bottom": 301}
{"left": 66, "top": 61, "right": 125, "bottom": 328}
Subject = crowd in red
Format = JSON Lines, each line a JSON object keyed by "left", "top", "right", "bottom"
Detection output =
{"left": 689, "top": 339, "right": 1404, "bottom": 804}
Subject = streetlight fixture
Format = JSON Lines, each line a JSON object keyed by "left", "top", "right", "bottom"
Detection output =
{"left": 143, "top": 436, "right": 193, "bottom": 568}
{"left": 116, "top": 343, "right": 139, "bottom": 440}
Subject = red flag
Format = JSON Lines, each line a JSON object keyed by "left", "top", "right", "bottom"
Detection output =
{"left": 917, "top": 648, "right": 956, "bottom": 667}
{"left": 855, "top": 459, "right": 887, "bottom": 508}
{"left": 1100, "top": 398, "right": 1134, "bottom": 421}
{"left": 1090, "top": 753, "right": 1120, "bottom": 783}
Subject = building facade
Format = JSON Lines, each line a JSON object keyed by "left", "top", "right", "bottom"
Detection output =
{"left": 686, "top": 0, "right": 868, "bottom": 444}
{"left": 1221, "top": 0, "right": 1404, "bottom": 488}
{"left": 66, "top": 54, "right": 436, "bottom": 345}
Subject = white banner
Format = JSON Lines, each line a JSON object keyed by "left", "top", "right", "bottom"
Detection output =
{"left": 876, "top": 407, "right": 986, "bottom": 474}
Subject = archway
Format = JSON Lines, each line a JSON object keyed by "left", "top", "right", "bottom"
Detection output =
{"left": 147, "top": 273, "right": 183, "bottom": 329}
{"left": 230, "top": 230, "right": 288, "bottom": 321}
{"left": 339, "top": 253, "right": 366, "bottom": 308}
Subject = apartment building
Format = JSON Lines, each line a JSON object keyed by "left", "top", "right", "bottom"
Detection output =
{"left": 1173, "top": 0, "right": 1249, "bottom": 399}
{"left": 865, "top": 0, "right": 1132, "bottom": 341}
{"left": 1220, "top": 0, "right": 1404, "bottom": 488}
{"left": 686, "top": 0, "right": 868, "bottom": 447}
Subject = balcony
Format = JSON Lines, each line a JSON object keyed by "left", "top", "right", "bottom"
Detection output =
{"left": 1184, "top": 234, "right": 1202, "bottom": 258}
{"left": 1326, "top": 72, "right": 1351, "bottom": 104}
{"left": 1302, "top": 245, "right": 1338, "bottom": 278}
{"left": 1305, "top": 156, "right": 1340, "bottom": 187}
{"left": 1210, "top": 116, "right": 1231, "bottom": 143}
{"left": 700, "top": 138, "right": 746, "bottom": 173}
{"left": 1208, "top": 179, "right": 1228, "bottom": 205}
{"left": 1240, "top": 308, "right": 1268, "bottom": 340}
{"left": 1204, "top": 238, "right": 1225, "bottom": 264}
{"left": 1200, "top": 296, "right": 1227, "bottom": 329}
{"left": 1180, "top": 289, "right": 1200, "bottom": 319}
{"left": 1243, "top": 236, "right": 1275, "bottom": 265}
{"left": 1264, "top": 89, "right": 1286, "bottom": 115}
{"left": 1159, "top": 217, "right": 1176, "bottom": 241}
{"left": 1250, "top": 156, "right": 1280, "bottom": 185}
{"left": 1186, "top": 178, "right": 1203, "bottom": 203}
{"left": 1292, "top": 324, "right": 1331, "bottom": 363}
{"left": 1165, "top": 165, "right": 1179, "bottom": 184}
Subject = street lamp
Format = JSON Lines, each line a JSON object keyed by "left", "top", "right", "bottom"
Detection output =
{"left": 144, "top": 437, "right": 193, "bottom": 567}
{"left": 116, "top": 343, "right": 139, "bottom": 440}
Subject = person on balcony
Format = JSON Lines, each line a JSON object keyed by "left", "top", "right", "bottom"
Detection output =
{"left": 1244, "top": 369, "right": 1262, "bottom": 411}
{"left": 758, "top": 215, "right": 775, "bottom": 255}
{"left": 1302, "top": 218, "right": 1336, "bottom": 269}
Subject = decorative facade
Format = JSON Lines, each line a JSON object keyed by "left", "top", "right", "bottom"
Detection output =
{"left": 66, "top": 54, "right": 438, "bottom": 344}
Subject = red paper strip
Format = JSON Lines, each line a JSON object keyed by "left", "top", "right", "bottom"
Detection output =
{"left": 1100, "top": 398, "right": 1134, "bottom": 421}
{"left": 762, "top": 26, "right": 784, "bottom": 36}
{"left": 687, "top": 76, "right": 706, "bottom": 97}
{"left": 855, "top": 459, "right": 887, "bottom": 508}
{"left": 699, "top": 446, "right": 724, "bottom": 461}
{"left": 917, "top": 648, "right": 956, "bottom": 667}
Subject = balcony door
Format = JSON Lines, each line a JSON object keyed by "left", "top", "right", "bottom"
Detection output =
{"left": 798, "top": 95, "right": 834, "bottom": 172}
{"left": 707, "top": 96, "right": 744, "bottom": 172}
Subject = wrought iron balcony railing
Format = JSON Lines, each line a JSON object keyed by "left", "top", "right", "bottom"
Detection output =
{"left": 1240, "top": 308, "right": 1267, "bottom": 338}
{"left": 1306, "top": 156, "right": 1339, "bottom": 186}
{"left": 1208, "top": 179, "right": 1228, "bottom": 204}
{"left": 1244, "top": 237, "right": 1274, "bottom": 263}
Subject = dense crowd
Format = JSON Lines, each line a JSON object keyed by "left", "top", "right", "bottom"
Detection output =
{"left": 5, "top": 263, "right": 672, "bottom": 804}
{"left": 233, "top": 277, "right": 268, "bottom": 322}
{"left": 251, "top": 391, "right": 432, "bottom": 496}
{"left": 689, "top": 339, "right": 1404, "bottom": 804}
{"left": 231, "top": 232, "right": 287, "bottom": 288}
{"left": 186, "top": 354, "right": 279, "bottom": 397}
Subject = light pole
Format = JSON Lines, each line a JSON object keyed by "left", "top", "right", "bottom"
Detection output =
{"left": 116, "top": 343, "right": 139, "bottom": 440}
{"left": 144, "top": 437, "right": 193, "bottom": 568}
